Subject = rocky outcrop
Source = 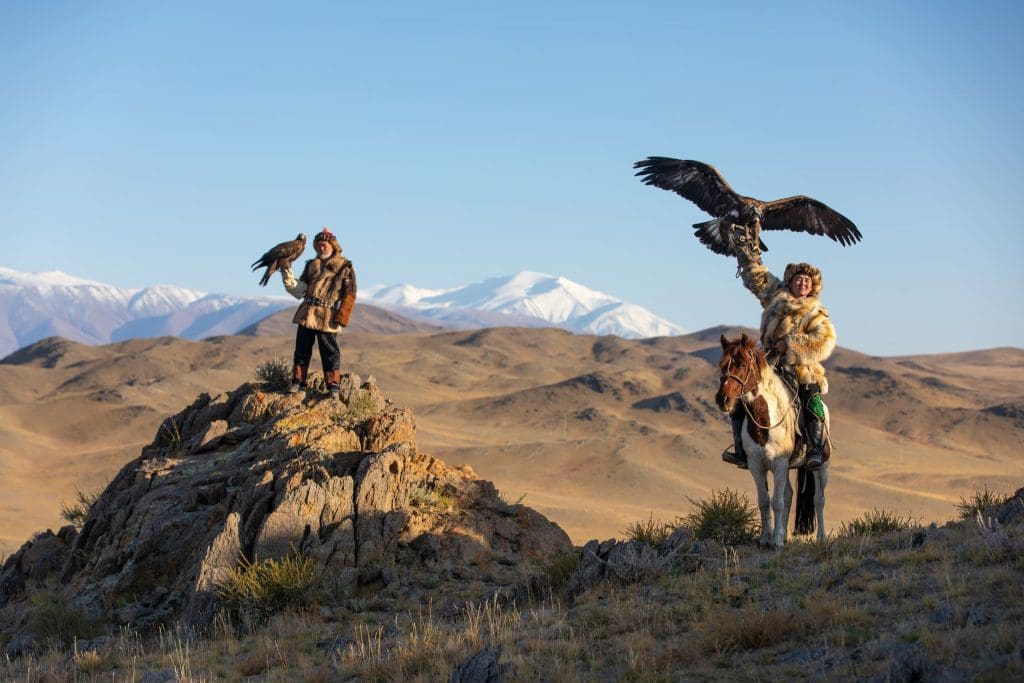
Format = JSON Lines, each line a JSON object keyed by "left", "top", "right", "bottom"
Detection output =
{"left": 0, "top": 373, "right": 571, "bottom": 638}
{"left": 564, "top": 528, "right": 703, "bottom": 602}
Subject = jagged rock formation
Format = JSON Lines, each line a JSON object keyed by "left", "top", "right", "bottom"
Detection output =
{"left": 0, "top": 374, "right": 571, "bottom": 638}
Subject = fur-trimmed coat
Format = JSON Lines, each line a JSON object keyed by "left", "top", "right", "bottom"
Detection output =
{"left": 735, "top": 240, "right": 836, "bottom": 393}
{"left": 281, "top": 253, "right": 355, "bottom": 333}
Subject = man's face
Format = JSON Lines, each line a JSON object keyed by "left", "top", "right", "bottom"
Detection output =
{"left": 316, "top": 240, "right": 333, "bottom": 258}
{"left": 789, "top": 274, "right": 813, "bottom": 298}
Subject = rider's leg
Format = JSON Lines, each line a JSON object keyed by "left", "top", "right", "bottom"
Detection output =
{"left": 800, "top": 383, "right": 826, "bottom": 470}
{"left": 721, "top": 405, "right": 749, "bottom": 469}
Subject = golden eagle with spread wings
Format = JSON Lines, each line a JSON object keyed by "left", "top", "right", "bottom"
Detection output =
{"left": 633, "top": 157, "right": 862, "bottom": 256}
{"left": 251, "top": 233, "right": 306, "bottom": 286}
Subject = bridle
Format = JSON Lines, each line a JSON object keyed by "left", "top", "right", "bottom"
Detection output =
{"left": 720, "top": 346, "right": 760, "bottom": 397}
{"left": 720, "top": 345, "right": 800, "bottom": 430}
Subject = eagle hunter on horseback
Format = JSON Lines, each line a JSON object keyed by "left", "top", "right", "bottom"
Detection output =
{"left": 635, "top": 157, "right": 861, "bottom": 546}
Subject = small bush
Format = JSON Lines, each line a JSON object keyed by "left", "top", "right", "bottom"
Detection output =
{"left": 409, "top": 483, "right": 456, "bottom": 510}
{"left": 73, "top": 648, "right": 105, "bottom": 674}
{"left": 839, "top": 508, "right": 913, "bottom": 536}
{"left": 218, "top": 554, "right": 321, "bottom": 625}
{"left": 26, "top": 592, "right": 99, "bottom": 645}
{"left": 680, "top": 488, "right": 759, "bottom": 546}
{"left": 255, "top": 357, "right": 293, "bottom": 391}
{"left": 60, "top": 487, "right": 102, "bottom": 530}
{"left": 956, "top": 485, "right": 1010, "bottom": 519}
{"left": 346, "top": 389, "right": 379, "bottom": 422}
{"left": 544, "top": 551, "right": 580, "bottom": 590}
{"left": 623, "top": 513, "right": 674, "bottom": 551}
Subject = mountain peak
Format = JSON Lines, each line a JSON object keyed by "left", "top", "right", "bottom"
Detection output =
{"left": 364, "top": 270, "right": 686, "bottom": 339}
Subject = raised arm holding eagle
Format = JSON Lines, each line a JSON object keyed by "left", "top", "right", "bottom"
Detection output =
{"left": 634, "top": 156, "right": 863, "bottom": 475}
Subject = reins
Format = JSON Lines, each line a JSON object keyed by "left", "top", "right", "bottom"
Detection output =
{"left": 723, "top": 346, "right": 800, "bottom": 431}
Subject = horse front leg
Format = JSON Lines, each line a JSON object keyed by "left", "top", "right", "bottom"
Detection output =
{"left": 771, "top": 460, "right": 790, "bottom": 548}
{"left": 749, "top": 466, "right": 772, "bottom": 547}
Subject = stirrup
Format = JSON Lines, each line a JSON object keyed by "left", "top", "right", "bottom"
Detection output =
{"left": 722, "top": 446, "right": 748, "bottom": 470}
{"left": 804, "top": 450, "right": 824, "bottom": 471}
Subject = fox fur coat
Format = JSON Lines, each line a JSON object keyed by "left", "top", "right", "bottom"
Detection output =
{"left": 281, "top": 252, "right": 355, "bottom": 333}
{"left": 735, "top": 235, "right": 836, "bottom": 393}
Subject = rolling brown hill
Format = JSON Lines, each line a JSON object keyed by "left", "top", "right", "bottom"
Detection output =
{"left": 238, "top": 302, "right": 445, "bottom": 336}
{"left": 0, "top": 327, "right": 1021, "bottom": 555}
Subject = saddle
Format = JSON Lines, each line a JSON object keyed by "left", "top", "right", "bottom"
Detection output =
{"left": 770, "top": 361, "right": 832, "bottom": 469}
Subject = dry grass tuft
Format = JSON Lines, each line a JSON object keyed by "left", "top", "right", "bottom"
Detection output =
{"left": 839, "top": 508, "right": 915, "bottom": 536}
{"left": 680, "top": 488, "right": 759, "bottom": 545}
{"left": 956, "top": 484, "right": 1012, "bottom": 519}
{"left": 25, "top": 591, "right": 100, "bottom": 646}
{"left": 623, "top": 512, "right": 675, "bottom": 550}
{"left": 59, "top": 487, "right": 102, "bottom": 530}
{"left": 218, "top": 554, "right": 322, "bottom": 626}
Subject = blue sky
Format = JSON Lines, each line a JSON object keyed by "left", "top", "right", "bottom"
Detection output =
{"left": 2, "top": 1, "right": 1022, "bottom": 355}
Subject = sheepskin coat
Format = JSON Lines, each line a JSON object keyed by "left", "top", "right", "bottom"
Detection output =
{"left": 281, "top": 252, "right": 354, "bottom": 333}
{"left": 736, "top": 245, "right": 836, "bottom": 393}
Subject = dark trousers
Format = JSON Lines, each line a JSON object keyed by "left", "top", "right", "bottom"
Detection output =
{"left": 293, "top": 325, "right": 340, "bottom": 372}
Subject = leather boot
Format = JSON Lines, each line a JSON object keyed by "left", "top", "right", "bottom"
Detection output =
{"left": 289, "top": 364, "right": 308, "bottom": 394}
{"left": 325, "top": 369, "right": 341, "bottom": 399}
{"left": 803, "top": 419, "right": 826, "bottom": 470}
{"left": 721, "top": 407, "right": 748, "bottom": 469}
{"left": 800, "top": 383, "right": 826, "bottom": 470}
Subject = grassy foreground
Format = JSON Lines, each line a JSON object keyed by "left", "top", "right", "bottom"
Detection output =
{"left": 3, "top": 492, "right": 1022, "bottom": 682}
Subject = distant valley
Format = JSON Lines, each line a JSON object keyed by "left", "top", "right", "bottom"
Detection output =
{"left": 1, "top": 323, "right": 1020, "bottom": 556}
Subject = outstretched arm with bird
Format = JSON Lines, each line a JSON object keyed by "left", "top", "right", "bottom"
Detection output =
{"left": 251, "top": 233, "right": 307, "bottom": 287}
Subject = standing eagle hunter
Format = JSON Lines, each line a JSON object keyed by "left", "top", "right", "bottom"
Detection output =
{"left": 251, "top": 233, "right": 307, "bottom": 287}
{"left": 633, "top": 157, "right": 862, "bottom": 256}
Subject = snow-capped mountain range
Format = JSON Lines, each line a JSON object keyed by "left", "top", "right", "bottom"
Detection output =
{"left": 363, "top": 271, "right": 687, "bottom": 339}
{"left": 0, "top": 267, "right": 687, "bottom": 358}
{"left": 0, "top": 267, "right": 292, "bottom": 358}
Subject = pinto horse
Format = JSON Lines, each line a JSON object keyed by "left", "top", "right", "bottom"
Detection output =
{"left": 715, "top": 334, "right": 828, "bottom": 547}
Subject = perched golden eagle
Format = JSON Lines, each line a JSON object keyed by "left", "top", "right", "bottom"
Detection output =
{"left": 633, "top": 157, "right": 862, "bottom": 256}
{"left": 251, "top": 233, "right": 306, "bottom": 286}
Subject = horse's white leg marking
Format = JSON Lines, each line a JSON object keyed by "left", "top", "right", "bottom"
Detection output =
{"left": 748, "top": 455, "right": 772, "bottom": 547}
{"left": 771, "top": 458, "right": 790, "bottom": 548}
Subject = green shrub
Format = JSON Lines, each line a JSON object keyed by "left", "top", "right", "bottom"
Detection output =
{"left": 218, "top": 553, "right": 321, "bottom": 625}
{"left": 543, "top": 551, "right": 580, "bottom": 590}
{"left": 26, "top": 592, "right": 100, "bottom": 645}
{"left": 409, "top": 482, "right": 456, "bottom": 510}
{"left": 623, "top": 513, "right": 674, "bottom": 551}
{"left": 956, "top": 485, "right": 1010, "bottom": 519}
{"left": 255, "top": 357, "right": 292, "bottom": 391}
{"left": 346, "top": 389, "right": 379, "bottom": 422}
{"left": 60, "top": 487, "right": 102, "bottom": 530}
{"left": 839, "top": 508, "right": 913, "bottom": 536}
{"left": 680, "top": 488, "right": 759, "bottom": 546}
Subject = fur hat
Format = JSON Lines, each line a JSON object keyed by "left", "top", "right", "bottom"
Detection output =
{"left": 313, "top": 227, "right": 342, "bottom": 254}
{"left": 783, "top": 262, "right": 822, "bottom": 297}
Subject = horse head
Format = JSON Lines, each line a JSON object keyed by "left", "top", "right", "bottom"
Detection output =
{"left": 715, "top": 333, "right": 765, "bottom": 412}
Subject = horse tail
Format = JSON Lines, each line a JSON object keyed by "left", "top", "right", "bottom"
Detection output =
{"left": 794, "top": 466, "right": 816, "bottom": 536}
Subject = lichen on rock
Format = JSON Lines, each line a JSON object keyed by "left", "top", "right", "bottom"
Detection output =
{"left": 0, "top": 373, "right": 572, "bottom": 643}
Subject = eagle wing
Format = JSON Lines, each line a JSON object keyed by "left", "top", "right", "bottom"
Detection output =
{"left": 633, "top": 157, "right": 744, "bottom": 217}
{"left": 252, "top": 236, "right": 306, "bottom": 287}
{"left": 761, "top": 196, "right": 862, "bottom": 246}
